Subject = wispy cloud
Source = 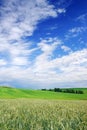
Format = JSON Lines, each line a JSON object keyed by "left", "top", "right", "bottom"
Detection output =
{"left": 57, "top": 0, "right": 72, "bottom": 8}
{"left": 65, "top": 27, "right": 87, "bottom": 39}
{"left": 61, "top": 45, "right": 71, "bottom": 52}
{"left": 76, "top": 13, "right": 87, "bottom": 24}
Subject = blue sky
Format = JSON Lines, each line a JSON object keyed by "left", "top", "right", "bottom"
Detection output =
{"left": 0, "top": 0, "right": 87, "bottom": 89}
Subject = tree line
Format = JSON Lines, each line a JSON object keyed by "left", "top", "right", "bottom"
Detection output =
{"left": 41, "top": 88, "right": 84, "bottom": 94}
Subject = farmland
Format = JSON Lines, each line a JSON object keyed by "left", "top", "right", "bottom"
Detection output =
{"left": 0, "top": 99, "right": 87, "bottom": 130}
{"left": 0, "top": 87, "right": 87, "bottom": 130}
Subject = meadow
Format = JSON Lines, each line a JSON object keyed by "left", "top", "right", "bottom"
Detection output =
{"left": 0, "top": 99, "right": 87, "bottom": 130}
{"left": 0, "top": 87, "right": 87, "bottom": 100}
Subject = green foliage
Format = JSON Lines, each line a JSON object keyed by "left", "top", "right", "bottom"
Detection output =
{"left": 42, "top": 88, "right": 84, "bottom": 94}
{"left": 54, "top": 88, "right": 62, "bottom": 92}
{"left": 63, "top": 89, "right": 84, "bottom": 94}
{"left": 0, "top": 99, "right": 87, "bottom": 130}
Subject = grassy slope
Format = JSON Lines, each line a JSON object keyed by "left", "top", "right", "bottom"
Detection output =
{"left": 0, "top": 87, "right": 87, "bottom": 100}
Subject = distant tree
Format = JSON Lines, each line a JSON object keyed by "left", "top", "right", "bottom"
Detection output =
{"left": 63, "top": 89, "right": 83, "bottom": 94}
{"left": 54, "top": 88, "right": 62, "bottom": 92}
{"left": 41, "top": 89, "right": 47, "bottom": 91}
{"left": 49, "top": 89, "right": 53, "bottom": 91}
{"left": 76, "top": 90, "right": 83, "bottom": 94}
{"left": 41, "top": 88, "right": 84, "bottom": 94}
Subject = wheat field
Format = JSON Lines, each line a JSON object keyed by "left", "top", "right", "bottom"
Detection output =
{"left": 0, "top": 99, "right": 87, "bottom": 130}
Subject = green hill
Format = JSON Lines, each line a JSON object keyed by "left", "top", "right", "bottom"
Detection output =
{"left": 0, "top": 86, "right": 87, "bottom": 100}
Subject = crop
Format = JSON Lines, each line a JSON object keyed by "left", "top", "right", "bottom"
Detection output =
{"left": 0, "top": 99, "right": 87, "bottom": 130}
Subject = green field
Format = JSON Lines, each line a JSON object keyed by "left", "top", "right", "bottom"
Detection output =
{"left": 0, "top": 87, "right": 87, "bottom": 100}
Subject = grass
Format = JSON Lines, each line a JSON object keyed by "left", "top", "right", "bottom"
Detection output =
{"left": 0, "top": 87, "right": 87, "bottom": 100}
{"left": 0, "top": 99, "right": 87, "bottom": 130}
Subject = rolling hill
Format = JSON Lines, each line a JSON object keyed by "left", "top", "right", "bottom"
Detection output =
{"left": 0, "top": 86, "right": 87, "bottom": 100}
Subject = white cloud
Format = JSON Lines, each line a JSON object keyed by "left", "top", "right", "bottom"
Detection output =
{"left": 0, "top": 0, "right": 59, "bottom": 41}
{"left": 0, "top": 0, "right": 64, "bottom": 69}
{"left": 33, "top": 38, "right": 62, "bottom": 72}
{"left": 57, "top": 8, "right": 66, "bottom": 13}
{"left": 38, "top": 37, "right": 61, "bottom": 55}
{"left": 65, "top": 27, "right": 87, "bottom": 39}
{"left": 0, "top": 48, "right": 87, "bottom": 88}
{"left": 11, "top": 57, "right": 29, "bottom": 66}
{"left": 69, "top": 27, "right": 86, "bottom": 33}
{"left": 31, "top": 48, "right": 87, "bottom": 86}
{"left": 0, "top": 41, "right": 38, "bottom": 66}
{"left": 0, "top": 0, "right": 66, "bottom": 46}
{"left": 0, "top": 49, "right": 87, "bottom": 87}
{"left": 61, "top": 45, "right": 71, "bottom": 52}
{"left": 0, "top": 59, "right": 7, "bottom": 66}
